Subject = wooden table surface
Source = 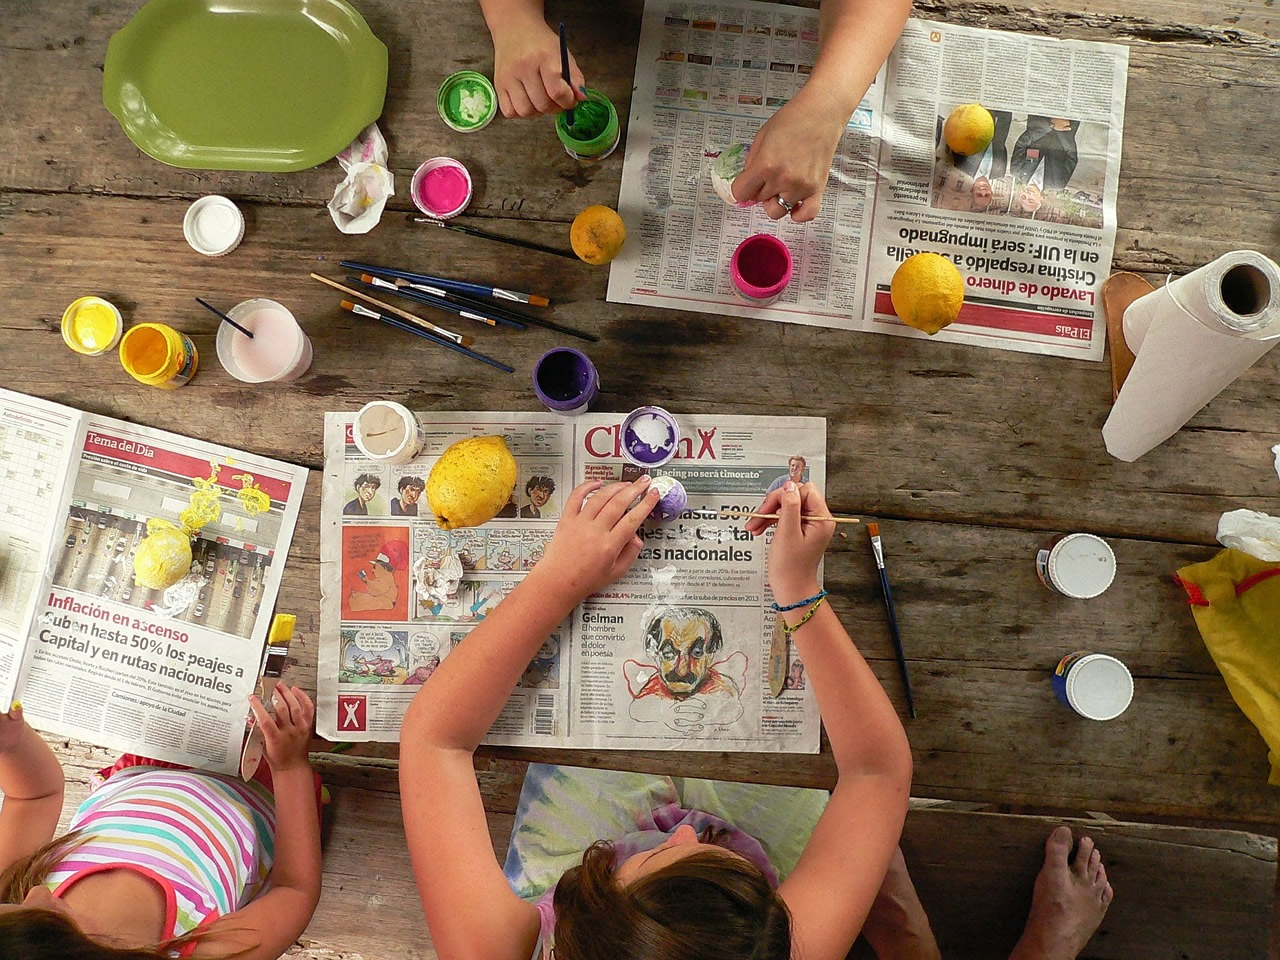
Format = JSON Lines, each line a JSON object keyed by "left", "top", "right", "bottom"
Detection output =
{"left": 2, "top": 0, "right": 1278, "bottom": 829}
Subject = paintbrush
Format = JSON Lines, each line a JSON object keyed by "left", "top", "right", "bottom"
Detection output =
{"left": 693, "top": 508, "right": 862, "bottom": 525}
{"left": 867, "top": 522, "right": 916, "bottom": 719}
{"left": 242, "top": 613, "right": 293, "bottom": 781}
{"left": 358, "top": 274, "right": 526, "bottom": 330}
{"left": 413, "top": 217, "right": 579, "bottom": 261}
{"left": 354, "top": 274, "right": 497, "bottom": 327}
{"left": 338, "top": 260, "right": 550, "bottom": 307}
{"left": 341, "top": 301, "right": 515, "bottom": 374}
{"left": 195, "top": 297, "right": 254, "bottom": 339}
{"left": 310, "top": 274, "right": 472, "bottom": 347}
{"left": 559, "top": 22, "right": 574, "bottom": 127}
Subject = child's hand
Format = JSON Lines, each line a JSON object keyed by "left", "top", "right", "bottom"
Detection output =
{"left": 532, "top": 477, "right": 660, "bottom": 601}
{"left": 249, "top": 685, "right": 314, "bottom": 773}
{"left": 491, "top": 16, "right": 587, "bottom": 118}
{"left": 0, "top": 702, "right": 26, "bottom": 754}
{"left": 732, "top": 91, "right": 847, "bottom": 222}
{"left": 745, "top": 481, "right": 834, "bottom": 605}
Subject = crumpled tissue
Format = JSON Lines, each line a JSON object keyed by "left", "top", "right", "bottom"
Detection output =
{"left": 328, "top": 124, "right": 394, "bottom": 234}
{"left": 413, "top": 553, "right": 464, "bottom": 607}
{"left": 1217, "top": 509, "right": 1280, "bottom": 562}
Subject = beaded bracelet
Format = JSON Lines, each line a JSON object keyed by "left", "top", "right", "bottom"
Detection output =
{"left": 780, "top": 596, "right": 826, "bottom": 636}
{"left": 771, "top": 589, "right": 827, "bottom": 612}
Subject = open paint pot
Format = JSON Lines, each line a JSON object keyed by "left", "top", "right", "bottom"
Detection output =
{"left": 1036, "top": 533, "right": 1116, "bottom": 599}
{"left": 215, "top": 298, "right": 313, "bottom": 384}
{"left": 555, "top": 88, "right": 620, "bottom": 163}
{"left": 731, "top": 234, "right": 793, "bottom": 306}
{"left": 61, "top": 296, "right": 123, "bottom": 356}
{"left": 1053, "top": 652, "right": 1133, "bottom": 721}
{"left": 411, "top": 157, "right": 473, "bottom": 220}
{"left": 533, "top": 347, "right": 599, "bottom": 415}
{"left": 620, "top": 406, "right": 680, "bottom": 468}
{"left": 352, "top": 401, "right": 426, "bottom": 465}
{"left": 437, "top": 71, "right": 498, "bottom": 132}
{"left": 119, "top": 323, "right": 199, "bottom": 388}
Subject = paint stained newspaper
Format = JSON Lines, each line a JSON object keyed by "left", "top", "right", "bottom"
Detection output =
{"left": 0, "top": 389, "right": 307, "bottom": 773}
{"left": 609, "top": 1, "right": 1128, "bottom": 360}
{"left": 318, "top": 412, "right": 824, "bottom": 753}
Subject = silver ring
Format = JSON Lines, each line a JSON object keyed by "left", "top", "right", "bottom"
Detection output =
{"left": 776, "top": 195, "right": 794, "bottom": 213}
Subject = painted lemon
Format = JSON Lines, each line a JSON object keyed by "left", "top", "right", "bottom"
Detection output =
{"left": 890, "top": 253, "right": 965, "bottom": 335}
{"left": 427, "top": 435, "right": 518, "bottom": 530}
{"left": 570, "top": 205, "right": 627, "bottom": 265}
{"left": 943, "top": 103, "right": 995, "bottom": 156}
{"left": 133, "top": 518, "right": 193, "bottom": 590}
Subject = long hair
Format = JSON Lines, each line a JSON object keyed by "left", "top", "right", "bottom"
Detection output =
{"left": 0, "top": 833, "right": 225, "bottom": 959}
{"left": 552, "top": 840, "right": 792, "bottom": 960}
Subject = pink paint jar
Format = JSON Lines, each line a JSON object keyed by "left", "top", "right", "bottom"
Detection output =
{"left": 730, "top": 234, "right": 793, "bottom": 306}
{"left": 411, "top": 157, "right": 473, "bottom": 220}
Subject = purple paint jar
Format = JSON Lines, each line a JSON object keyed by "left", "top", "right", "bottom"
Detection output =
{"left": 620, "top": 406, "right": 680, "bottom": 468}
{"left": 730, "top": 234, "right": 793, "bottom": 305}
{"left": 649, "top": 476, "right": 688, "bottom": 521}
{"left": 533, "top": 347, "right": 600, "bottom": 415}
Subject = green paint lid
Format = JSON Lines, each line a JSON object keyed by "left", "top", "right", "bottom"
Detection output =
{"left": 554, "top": 88, "right": 619, "bottom": 158}
{"left": 437, "top": 71, "right": 498, "bottom": 132}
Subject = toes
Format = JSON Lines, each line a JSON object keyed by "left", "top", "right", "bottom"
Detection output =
{"left": 1102, "top": 882, "right": 1114, "bottom": 905}
{"left": 1094, "top": 860, "right": 1108, "bottom": 887}
{"left": 1045, "top": 825, "right": 1072, "bottom": 866}
{"left": 1074, "top": 836, "right": 1095, "bottom": 877}
{"left": 1089, "top": 847, "right": 1102, "bottom": 881}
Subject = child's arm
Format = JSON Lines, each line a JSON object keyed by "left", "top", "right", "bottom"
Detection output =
{"left": 195, "top": 685, "right": 321, "bottom": 960}
{"left": 0, "top": 703, "right": 65, "bottom": 871}
{"left": 733, "top": 0, "right": 913, "bottom": 221}
{"left": 401, "top": 478, "right": 660, "bottom": 960}
{"left": 745, "top": 483, "right": 913, "bottom": 960}
{"left": 479, "top": 0, "right": 587, "bottom": 117}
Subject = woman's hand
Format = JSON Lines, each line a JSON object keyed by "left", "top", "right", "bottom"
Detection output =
{"left": 745, "top": 481, "right": 834, "bottom": 605}
{"left": 491, "top": 14, "right": 586, "bottom": 118}
{"left": 732, "top": 89, "right": 848, "bottom": 222}
{"left": 249, "top": 685, "right": 314, "bottom": 774}
{"left": 0, "top": 702, "right": 26, "bottom": 754}
{"left": 531, "top": 477, "right": 659, "bottom": 602}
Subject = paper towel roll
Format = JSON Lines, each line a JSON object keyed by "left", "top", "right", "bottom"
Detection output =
{"left": 1103, "top": 250, "right": 1280, "bottom": 462}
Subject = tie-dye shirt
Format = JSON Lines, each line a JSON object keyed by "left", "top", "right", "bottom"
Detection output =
{"left": 45, "top": 767, "right": 276, "bottom": 951}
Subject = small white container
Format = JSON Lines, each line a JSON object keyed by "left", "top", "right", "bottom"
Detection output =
{"left": 352, "top": 401, "right": 426, "bottom": 465}
{"left": 1036, "top": 533, "right": 1116, "bottom": 599}
{"left": 184, "top": 195, "right": 245, "bottom": 257}
{"left": 1053, "top": 651, "right": 1134, "bottom": 721}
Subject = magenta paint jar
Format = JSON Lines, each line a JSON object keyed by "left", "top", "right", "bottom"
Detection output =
{"left": 730, "top": 234, "right": 793, "bottom": 305}
{"left": 411, "top": 157, "right": 473, "bottom": 220}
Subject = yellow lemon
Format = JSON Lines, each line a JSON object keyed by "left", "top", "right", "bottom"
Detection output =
{"left": 133, "top": 518, "right": 193, "bottom": 590}
{"left": 427, "top": 435, "right": 518, "bottom": 530}
{"left": 890, "top": 253, "right": 965, "bottom": 335}
{"left": 570, "top": 205, "right": 627, "bottom": 265}
{"left": 943, "top": 103, "right": 995, "bottom": 156}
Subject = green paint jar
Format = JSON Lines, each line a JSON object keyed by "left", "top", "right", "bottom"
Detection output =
{"left": 437, "top": 71, "right": 498, "bottom": 132}
{"left": 555, "top": 89, "right": 619, "bottom": 163}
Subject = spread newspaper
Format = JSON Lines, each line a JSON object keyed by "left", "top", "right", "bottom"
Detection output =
{"left": 318, "top": 411, "right": 825, "bottom": 753}
{"left": 608, "top": 1, "right": 1129, "bottom": 360}
{"left": 0, "top": 389, "right": 307, "bottom": 774}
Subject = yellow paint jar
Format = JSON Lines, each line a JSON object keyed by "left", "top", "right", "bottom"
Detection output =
{"left": 119, "top": 323, "right": 199, "bottom": 388}
{"left": 61, "top": 296, "right": 123, "bottom": 356}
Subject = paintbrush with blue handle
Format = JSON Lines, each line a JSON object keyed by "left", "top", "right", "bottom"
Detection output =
{"left": 868, "top": 522, "right": 916, "bottom": 718}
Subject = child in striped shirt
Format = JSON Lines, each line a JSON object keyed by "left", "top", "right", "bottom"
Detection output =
{"left": 0, "top": 686, "right": 321, "bottom": 960}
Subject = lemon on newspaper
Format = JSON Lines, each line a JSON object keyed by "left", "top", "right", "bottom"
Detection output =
{"left": 943, "top": 103, "right": 995, "bottom": 156}
{"left": 890, "top": 253, "right": 965, "bottom": 335}
{"left": 427, "top": 435, "right": 518, "bottom": 530}
{"left": 133, "top": 518, "right": 193, "bottom": 590}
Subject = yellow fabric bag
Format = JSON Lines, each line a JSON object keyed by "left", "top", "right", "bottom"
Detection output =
{"left": 1176, "top": 548, "right": 1280, "bottom": 785}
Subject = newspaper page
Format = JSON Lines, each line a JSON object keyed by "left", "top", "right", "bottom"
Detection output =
{"left": 608, "top": 0, "right": 1128, "bottom": 361}
{"left": 0, "top": 389, "right": 309, "bottom": 773}
{"left": 318, "top": 412, "right": 824, "bottom": 754}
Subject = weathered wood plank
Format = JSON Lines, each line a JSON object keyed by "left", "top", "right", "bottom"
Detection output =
{"left": 1, "top": 1, "right": 1277, "bottom": 277}
{"left": 2, "top": 192, "right": 1276, "bottom": 544}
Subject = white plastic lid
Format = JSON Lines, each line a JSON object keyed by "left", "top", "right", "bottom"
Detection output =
{"left": 184, "top": 196, "right": 245, "bottom": 257}
{"left": 1065, "top": 654, "right": 1133, "bottom": 721}
{"left": 1047, "top": 533, "right": 1116, "bottom": 599}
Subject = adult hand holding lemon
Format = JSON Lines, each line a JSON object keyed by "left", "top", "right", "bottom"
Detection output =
{"left": 890, "top": 253, "right": 966, "bottom": 335}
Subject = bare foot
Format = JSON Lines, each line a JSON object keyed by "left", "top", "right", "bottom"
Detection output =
{"left": 861, "top": 847, "right": 942, "bottom": 960}
{"left": 1010, "top": 826, "right": 1114, "bottom": 960}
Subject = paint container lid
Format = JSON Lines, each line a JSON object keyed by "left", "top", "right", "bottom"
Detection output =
{"left": 650, "top": 476, "right": 688, "bottom": 522}
{"left": 620, "top": 406, "right": 680, "bottom": 468}
{"left": 61, "top": 296, "right": 123, "bottom": 356}
{"left": 353, "top": 400, "right": 425, "bottom": 465}
{"left": 437, "top": 71, "right": 498, "bottom": 132}
{"left": 183, "top": 196, "right": 245, "bottom": 257}
{"left": 710, "top": 143, "right": 755, "bottom": 207}
{"left": 410, "top": 157, "right": 473, "bottom": 220}
{"left": 1045, "top": 533, "right": 1116, "bottom": 599}
{"left": 1065, "top": 653, "right": 1133, "bottom": 721}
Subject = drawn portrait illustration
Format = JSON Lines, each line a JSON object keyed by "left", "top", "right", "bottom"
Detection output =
{"left": 623, "top": 607, "right": 748, "bottom": 736}
{"left": 341, "top": 526, "right": 410, "bottom": 621}
{"left": 343, "top": 469, "right": 388, "bottom": 517}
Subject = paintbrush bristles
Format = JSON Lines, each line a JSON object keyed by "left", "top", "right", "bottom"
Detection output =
{"left": 867, "top": 522, "right": 880, "bottom": 536}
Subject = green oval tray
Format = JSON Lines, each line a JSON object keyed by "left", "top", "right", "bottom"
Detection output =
{"left": 103, "top": 0, "right": 387, "bottom": 172}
